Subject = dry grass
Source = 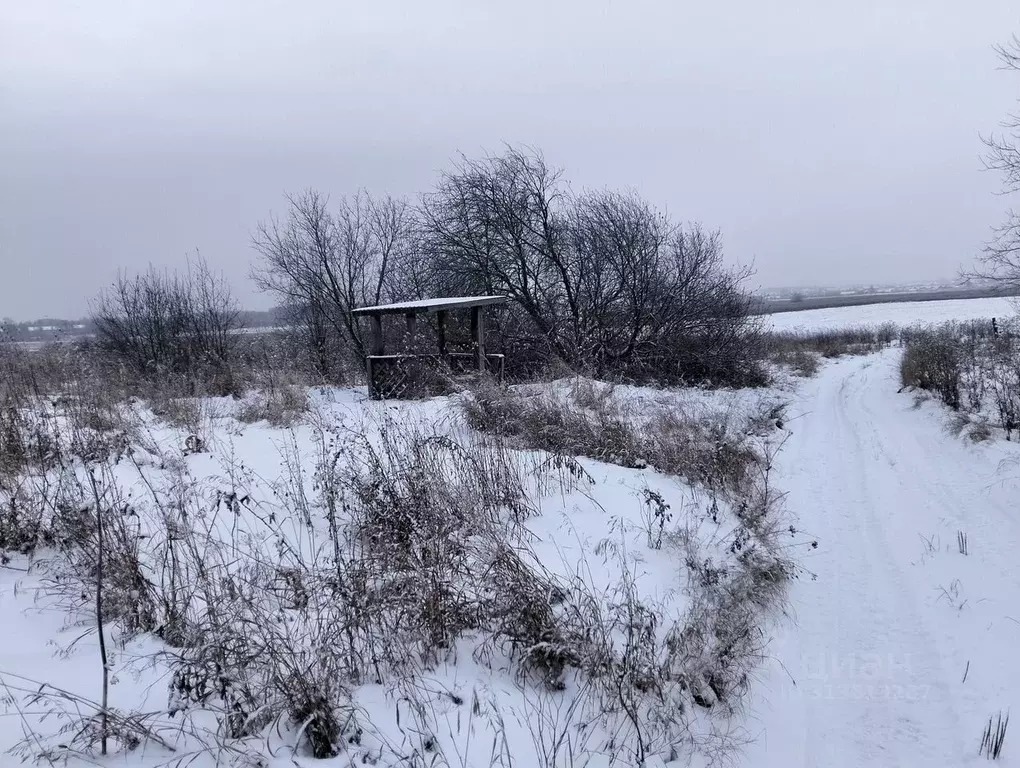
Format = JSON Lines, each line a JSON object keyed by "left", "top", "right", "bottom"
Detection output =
{"left": 0, "top": 350, "right": 799, "bottom": 765}
{"left": 460, "top": 379, "right": 763, "bottom": 497}
{"left": 768, "top": 324, "right": 897, "bottom": 376}
{"left": 460, "top": 376, "right": 799, "bottom": 747}
{"left": 236, "top": 384, "right": 309, "bottom": 427}
{"left": 771, "top": 346, "right": 821, "bottom": 377}
{"left": 981, "top": 711, "right": 1009, "bottom": 760}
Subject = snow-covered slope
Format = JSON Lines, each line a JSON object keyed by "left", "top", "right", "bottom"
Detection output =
{"left": 0, "top": 380, "right": 793, "bottom": 767}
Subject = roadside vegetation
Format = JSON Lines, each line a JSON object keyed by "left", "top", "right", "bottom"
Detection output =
{"left": 899, "top": 318, "right": 1020, "bottom": 441}
{"left": 766, "top": 324, "right": 898, "bottom": 377}
{"left": 251, "top": 146, "right": 767, "bottom": 388}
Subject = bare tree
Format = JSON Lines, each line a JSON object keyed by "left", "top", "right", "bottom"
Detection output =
{"left": 568, "top": 190, "right": 672, "bottom": 367}
{"left": 276, "top": 298, "right": 340, "bottom": 381}
{"left": 86, "top": 470, "right": 110, "bottom": 756}
{"left": 186, "top": 255, "right": 239, "bottom": 365}
{"left": 967, "top": 35, "right": 1020, "bottom": 287}
{"left": 421, "top": 149, "right": 577, "bottom": 362}
{"left": 251, "top": 190, "right": 418, "bottom": 378}
{"left": 658, "top": 226, "right": 765, "bottom": 385}
{"left": 421, "top": 147, "right": 764, "bottom": 384}
{"left": 90, "top": 255, "right": 240, "bottom": 385}
{"left": 251, "top": 149, "right": 762, "bottom": 385}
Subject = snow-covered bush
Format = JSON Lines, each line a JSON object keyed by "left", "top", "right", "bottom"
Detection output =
{"left": 460, "top": 378, "right": 765, "bottom": 496}
{"left": 767, "top": 323, "right": 897, "bottom": 376}
{"left": 900, "top": 326, "right": 963, "bottom": 409}
{"left": 897, "top": 318, "right": 1020, "bottom": 441}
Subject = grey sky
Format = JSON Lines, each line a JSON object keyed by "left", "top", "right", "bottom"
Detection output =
{"left": 1, "top": 2, "right": 1018, "bottom": 319}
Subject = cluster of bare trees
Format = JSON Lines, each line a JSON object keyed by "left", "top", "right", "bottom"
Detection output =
{"left": 253, "top": 147, "right": 765, "bottom": 386}
{"left": 86, "top": 148, "right": 763, "bottom": 390}
{"left": 90, "top": 257, "right": 240, "bottom": 387}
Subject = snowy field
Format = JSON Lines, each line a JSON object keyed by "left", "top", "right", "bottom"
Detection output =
{"left": 0, "top": 378, "right": 796, "bottom": 767}
{"left": 768, "top": 295, "right": 1018, "bottom": 332}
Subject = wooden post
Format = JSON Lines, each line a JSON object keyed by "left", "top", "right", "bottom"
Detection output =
{"left": 405, "top": 313, "right": 417, "bottom": 351}
{"left": 371, "top": 314, "right": 384, "bottom": 355}
{"left": 368, "top": 314, "right": 384, "bottom": 399}
{"left": 471, "top": 306, "right": 486, "bottom": 372}
{"left": 436, "top": 310, "right": 448, "bottom": 361}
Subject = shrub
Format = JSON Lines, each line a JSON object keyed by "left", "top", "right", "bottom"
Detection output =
{"left": 461, "top": 380, "right": 761, "bottom": 497}
{"left": 777, "top": 347, "right": 821, "bottom": 377}
{"left": 768, "top": 324, "right": 896, "bottom": 374}
{"left": 900, "top": 328, "right": 962, "bottom": 409}
{"left": 90, "top": 256, "right": 242, "bottom": 394}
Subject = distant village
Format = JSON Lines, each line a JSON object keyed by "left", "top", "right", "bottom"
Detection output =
{"left": 760, "top": 279, "right": 969, "bottom": 302}
{"left": 1, "top": 318, "right": 91, "bottom": 343}
{"left": 1, "top": 309, "right": 283, "bottom": 344}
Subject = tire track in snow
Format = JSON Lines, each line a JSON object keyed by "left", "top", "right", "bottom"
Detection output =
{"left": 753, "top": 352, "right": 981, "bottom": 767}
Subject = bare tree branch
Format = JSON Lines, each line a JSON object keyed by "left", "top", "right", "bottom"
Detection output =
{"left": 967, "top": 36, "right": 1020, "bottom": 286}
{"left": 419, "top": 147, "right": 764, "bottom": 385}
{"left": 251, "top": 190, "right": 415, "bottom": 379}
{"left": 89, "top": 255, "right": 240, "bottom": 386}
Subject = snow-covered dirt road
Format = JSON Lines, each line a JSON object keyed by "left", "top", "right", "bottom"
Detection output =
{"left": 747, "top": 348, "right": 1020, "bottom": 767}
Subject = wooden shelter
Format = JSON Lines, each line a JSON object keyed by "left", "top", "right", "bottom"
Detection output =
{"left": 352, "top": 295, "right": 508, "bottom": 399}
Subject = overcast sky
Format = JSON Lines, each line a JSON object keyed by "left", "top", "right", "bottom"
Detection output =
{"left": 2, "top": 2, "right": 1018, "bottom": 319}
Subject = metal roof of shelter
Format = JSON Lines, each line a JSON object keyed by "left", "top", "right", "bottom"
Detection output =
{"left": 351, "top": 295, "right": 507, "bottom": 316}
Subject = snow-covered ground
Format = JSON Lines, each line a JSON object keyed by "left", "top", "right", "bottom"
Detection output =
{"left": 768, "top": 296, "right": 1017, "bottom": 332}
{"left": 746, "top": 348, "right": 1020, "bottom": 766}
{"left": 0, "top": 381, "right": 794, "bottom": 767}
{"left": 5, "top": 344, "right": 1019, "bottom": 766}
